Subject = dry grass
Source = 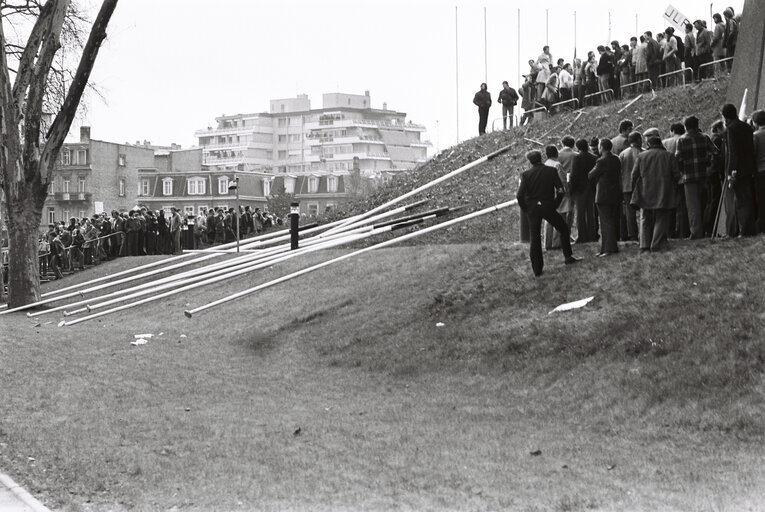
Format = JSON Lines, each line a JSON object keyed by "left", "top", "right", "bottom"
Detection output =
{"left": 1, "top": 234, "right": 764, "bottom": 511}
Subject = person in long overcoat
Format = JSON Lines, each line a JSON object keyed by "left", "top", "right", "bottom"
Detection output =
{"left": 631, "top": 134, "right": 681, "bottom": 251}
{"left": 588, "top": 139, "right": 623, "bottom": 255}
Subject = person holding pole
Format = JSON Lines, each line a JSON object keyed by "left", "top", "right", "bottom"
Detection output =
{"left": 516, "top": 150, "right": 582, "bottom": 277}
{"left": 721, "top": 103, "right": 756, "bottom": 236}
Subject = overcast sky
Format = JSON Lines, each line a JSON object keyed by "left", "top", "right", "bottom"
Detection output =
{"left": 76, "top": 0, "right": 745, "bottom": 152}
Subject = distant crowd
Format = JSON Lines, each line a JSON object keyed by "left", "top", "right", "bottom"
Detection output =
{"left": 515, "top": 102, "right": 765, "bottom": 276}
{"left": 473, "top": 7, "right": 741, "bottom": 133}
{"left": 31, "top": 206, "right": 283, "bottom": 281}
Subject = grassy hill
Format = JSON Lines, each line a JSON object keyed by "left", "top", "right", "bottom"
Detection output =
{"left": 1, "top": 79, "right": 764, "bottom": 511}
{"left": 331, "top": 79, "right": 732, "bottom": 245}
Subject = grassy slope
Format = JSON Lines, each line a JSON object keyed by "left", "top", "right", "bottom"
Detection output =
{"left": 1, "top": 80, "right": 764, "bottom": 511}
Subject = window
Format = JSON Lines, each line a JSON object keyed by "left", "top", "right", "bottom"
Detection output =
{"left": 162, "top": 177, "right": 173, "bottom": 196}
{"left": 278, "top": 118, "right": 288, "bottom": 127}
{"left": 74, "top": 149, "right": 88, "bottom": 165}
{"left": 62, "top": 179, "right": 70, "bottom": 193}
{"left": 278, "top": 150, "right": 287, "bottom": 160}
{"left": 188, "top": 177, "right": 206, "bottom": 195}
{"left": 324, "top": 203, "right": 336, "bottom": 214}
{"left": 307, "top": 177, "right": 318, "bottom": 193}
{"left": 162, "top": 206, "right": 172, "bottom": 216}
{"left": 78, "top": 210, "right": 86, "bottom": 219}
{"left": 198, "top": 205, "right": 208, "bottom": 213}
{"left": 263, "top": 179, "right": 271, "bottom": 197}
{"left": 284, "top": 177, "right": 296, "bottom": 194}
{"left": 278, "top": 134, "right": 287, "bottom": 143}
{"left": 140, "top": 178, "right": 150, "bottom": 196}
{"left": 290, "top": 134, "right": 301, "bottom": 143}
{"left": 266, "top": 151, "right": 273, "bottom": 160}
{"left": 63, "top": 210, "right": 70, "bottom": 221}
{"left": 184, "top": 205, "right": 195, "bottom": 216}
{"left": 307, "top": 203, "right": 319, "bottom": 216}
{"left": 62, "top": 150, "right": 71, "bottom": 165}
{"left": 217, "top": 204, "right": 228, "bottom": 211}
{"left": 119, "top": 178, "right": 126, "bottom": 197}
{"left": 47, "top": 207, "right": 55, "bottom": 224}
{"left": 218, "top": 176, "right": 230, "bottom": 195}
{"left": 327, "top": 175, "right": 337, "bottom": 193}
{"left": 118, "top": 154, "right": 126, "bottom": 166}
{"left": 78, "top": 178, "right": 86, "bottom": 193}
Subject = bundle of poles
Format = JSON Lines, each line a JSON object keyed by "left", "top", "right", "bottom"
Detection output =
{"left": 0, "top": 144, "right": 516, "bottom": 326}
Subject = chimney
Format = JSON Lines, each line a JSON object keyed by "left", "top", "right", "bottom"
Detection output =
{"left": 364, "top": 90, "right": 370, "bottom": 97}
{"left": 80, "top": 126, "right": 90, "bottom": 142}
{"left": 382, "top": 102, "right": 387, "bottom": 110}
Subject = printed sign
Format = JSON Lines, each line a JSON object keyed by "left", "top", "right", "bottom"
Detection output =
{"left": 663, "top": 5, "right": 692, "bottom": 30}
{"left": 94, "top": 201, "right": 104, "bottom": 214}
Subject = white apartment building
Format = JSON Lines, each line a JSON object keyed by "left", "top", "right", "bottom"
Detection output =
{"left": 194, "top": 91, "right": 429, "bottom": 184}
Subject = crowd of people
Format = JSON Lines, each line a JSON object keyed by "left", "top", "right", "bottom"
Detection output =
{"left": 516, "top": 103, "right": 765, "bottom": 276}
{"left": 31, "top": 205, "right": 283, "bottom": 281}
{"left": 474, "top": 7, "right": 741, "bottom": 133}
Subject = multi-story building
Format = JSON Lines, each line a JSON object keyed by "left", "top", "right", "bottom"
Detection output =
{"left": 42, "top": 127, "right": 157, "bottom": 224}
{"left": 194, "top": 91, "right": 429, "bottom": 214}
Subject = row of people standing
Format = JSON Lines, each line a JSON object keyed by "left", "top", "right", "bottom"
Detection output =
{"left": 516, "top": 102, "right": 765, "bottom": 275}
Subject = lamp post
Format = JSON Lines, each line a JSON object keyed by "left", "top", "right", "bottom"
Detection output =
{"left": 229, "top": 176, "right": 240, "bottom": 253}
{"left": 290, "top": 202, "right": 300, "bottom": 250}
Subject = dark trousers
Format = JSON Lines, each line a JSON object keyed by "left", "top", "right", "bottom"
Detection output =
{"left": 647, "top": 63, "right": 661, "bottom": 89}
{"left": 684, "top": 181, "right": 705, "bottom": 239}
{"left": 126, "top": 231, "right": 139, "bottom": 256}
{"left": 640, "top": 208, "right": 672, "bottom": 251}
{"left": 597, "top": 203, "right": 620, "bottom": 254}
{"left": 732, "top": 176, "right": 756, "bottom": 235}
{"left": 673, "top": 186, "right": 689, "bottom": 238}
{"left": 501, "top": 104, "right": 514, "bottom": 129}
{"left": 755, "top": 173, "right": 765, "bottom": 233}
{"left": 478, "top": 107, "right": 489, "bottom": 135}
{"left": 622, "top": 192, "right": 639, "bottom": 240}
{"left": 526, "top": 201, "right": 573, "bottom": 276}
{"left": 704, "top": 177, "right": 723, "bottom": 235}
{"left": 696, "top": 53, "right": 712, "bottom": 80}
{"left": 572, "top": 190, "right": 596, "bottom": 243}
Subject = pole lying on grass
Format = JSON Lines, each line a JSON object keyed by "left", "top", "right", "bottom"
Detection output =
{"left": 323, "top": 145, "right": 513, "bottom": 236}
{"left": 183, "top": 200, "right": 518, "bottom": 319}
{"left": 617, "top": 94, "right": 643, "bottom": 114}
{"left": 58, "top": 216, "right": 439, "bottom": 327}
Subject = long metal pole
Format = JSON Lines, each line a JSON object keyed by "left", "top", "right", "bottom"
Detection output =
{"left": 325, "top": 144, "right": 513, "bottom": 235}
{"left": 184, "top": 200, "right": 518, "bottom": 319}
{"left": 484, "top": 6, "right": 488, "bottom": 84}
{"left": 235, "top": 176, "right": 240, "bottom": 254}
{"left": 43, "top": 201, "right": 436, "bottom": 319}
{"left": 517, "top": 8, "right": 521, "bottom": 87}
{"left": 455, "top": 5, "right": 460, "bottom": 144}
{"left": 546, "top": 9, "right": 549, "bottom": 46}
{"left": 574, "top": 11, "right": 577, "bottom": 59}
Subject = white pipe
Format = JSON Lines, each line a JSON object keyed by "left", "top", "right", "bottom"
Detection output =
{"left": 59, "top": 231, "right": 374, "bottom": 327}
{"left": 323, "top": 145, "right": 513, "bottom": 235}
{"left": 184, "top": 200, "right": 518, "bottom": 318}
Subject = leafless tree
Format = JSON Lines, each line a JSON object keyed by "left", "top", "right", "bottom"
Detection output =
{"left": 0, "top": 0, "right": 118, "bottom": 306}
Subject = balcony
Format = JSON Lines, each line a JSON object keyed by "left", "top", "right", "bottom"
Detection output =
{"left": 54, "top": 192, "right": 91, "bottom": 202}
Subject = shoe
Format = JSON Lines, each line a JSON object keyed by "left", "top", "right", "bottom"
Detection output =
{"left": 564, "top": 255, "right": 582, "bottom": 265}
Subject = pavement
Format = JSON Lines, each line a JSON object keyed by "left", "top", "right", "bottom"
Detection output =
{"left": 0, "top": 473, "right": 51, "bottom": 512}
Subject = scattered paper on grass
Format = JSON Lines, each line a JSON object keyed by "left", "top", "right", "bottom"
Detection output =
{"left": 436, "top": 322, "right": 445, "bottom": 327}
{"left": 180, "top": 334, "right": 187, "bottom": 338}
{"left": 131, "top": 338, "right": 148, "bottom": 346}
{"left": 134, "top": 333, "right": 153, "bottom": 339}
{"left": 548, "top": 296, "right": 594, "bottom": 314}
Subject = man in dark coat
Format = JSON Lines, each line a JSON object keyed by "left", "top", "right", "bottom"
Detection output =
{"left": 588, "top": 139, "right": 622, "bottom": 255}
{"left": 570, "top": 138, "right": 598, "bottom": 243}
{"left": 721, "top": 103, "right": 757, "bottom": 235}
{"left": 516, "top": 150, "right": 582, "bottom": 276}
{"left": 473, "top": 83, "right": 492, "bottom": 135}
{"left": 632, "top": 134, "right": 681, "bottom": 251}
{"left": 497, "top": 81, "right": 519, "bottom": 129}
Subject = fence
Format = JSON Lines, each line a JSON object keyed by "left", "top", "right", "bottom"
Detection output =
{"left": 658, "top": 67, "right": 694, "bottom": 88}
{"left": 699, "top": 57, "right": 735, "bottom": 80}
{"left": 584, "top": 89, "right": 614, "bottom": 106}
{"left": 550, "top": 98, "right": 580, "bottom": 111}
{"left": 490, "top": 115, "right": 520, "bottom": 132}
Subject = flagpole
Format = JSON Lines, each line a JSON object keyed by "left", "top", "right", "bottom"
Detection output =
{"left": 455, "top": 5, "right": 460, "bottom": 144}
{"left": 484, "top": 6, "right": 488, "bottom": 84}
{"left": 517, "top": 8, "right": 521, "bottom": 87}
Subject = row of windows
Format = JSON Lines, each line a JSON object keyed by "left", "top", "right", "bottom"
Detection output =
{"left": 137, "top": 177, "right": 273, "bottom": 197}
{"left": 61, "top": 149, "right": 89, "bottom": 166}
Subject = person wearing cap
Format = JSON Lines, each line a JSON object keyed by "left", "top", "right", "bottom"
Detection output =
{"left": 472, "top": 83, "right": 492, "bottom": 135}
{"left": 722, "top": 103, "right": 756, "bottom": 236}
{"left": 631, "top": 133, "right": 681, "bottom": 251}
{"left": 517, "top": 150, "right": 582, "bottom": 277}
{"left": 618, "top": 132, "right": 643, "bottom": 242}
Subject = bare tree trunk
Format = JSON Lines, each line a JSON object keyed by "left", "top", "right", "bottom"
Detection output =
{"left": 6, "top": 210, "right": 42, "bottom": 307}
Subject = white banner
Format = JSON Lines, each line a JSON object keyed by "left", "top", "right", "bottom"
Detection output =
{"left": 94, "top": 201, "right": 104, "bottom": 214}
{"left": 663, "top": 5, "right": 692, "bottom": 31}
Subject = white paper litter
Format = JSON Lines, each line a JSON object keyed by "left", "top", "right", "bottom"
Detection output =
{"left": 548, "top": 296, "right": 595, "bottom": 314}
{"left": 134, "top": 333, "right": 153, "bottom": 339}
{"left": 436, "top": 322, "right": 445, "bottom": 327}
{"left": 131, "top": 338, "right": 148, "bottom": 346}
{"left": 179, "top": 334, "right": 187, "bottom": 338}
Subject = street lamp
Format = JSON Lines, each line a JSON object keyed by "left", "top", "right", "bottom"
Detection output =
{"left": 228, "top": 176, "right": 240, "bottom": 253}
